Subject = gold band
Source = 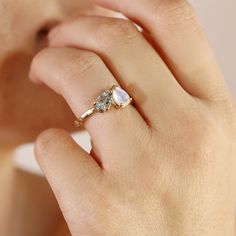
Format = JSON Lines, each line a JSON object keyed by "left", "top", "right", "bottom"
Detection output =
{"left": 75, "top": 85, "right": 132, "bottom": 128}
{"left": 74, "top": 107, "right": 96, "bottom": 128}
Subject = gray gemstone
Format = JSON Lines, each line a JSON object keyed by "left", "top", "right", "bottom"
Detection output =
{"left": 95, "top": 91, "right": 112, "bottom": 112}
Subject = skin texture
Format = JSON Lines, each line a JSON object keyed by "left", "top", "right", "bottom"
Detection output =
{"left": 0, "top": 0, "right": 110, "bottom": 145}
{"left": 0, "top": 0, "right": 236, "bottom": 235}
{"left": 0, "top": 1, "right": 112, "bottom": 235}
{"left": 28, "top": 0, "right": 236, "bottom": 235}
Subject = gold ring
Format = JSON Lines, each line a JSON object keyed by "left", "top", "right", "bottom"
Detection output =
{"left": 75, "top": 85, "right": 132, "bottom": 128}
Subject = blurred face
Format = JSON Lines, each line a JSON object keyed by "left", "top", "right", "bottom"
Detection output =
{"left": 0, "top": 0, "right": 110, "bottom": 145}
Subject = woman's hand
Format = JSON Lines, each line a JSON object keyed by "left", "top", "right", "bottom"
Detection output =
{"left": 0, "top": 149, "right": 70, "bottom": 236}
{"left": 30, "top": 0, "right": 236, "bottom": 235}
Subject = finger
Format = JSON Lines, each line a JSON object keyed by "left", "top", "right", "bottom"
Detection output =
{"left": 30, "top": 48, "right": 149, "bottom": 170}
{"left": 94, "top": 0, "right": 229, "bottom": 100}
{"left": 6, "top": 170, "right": 66, "bottom": 235}
{"left": 48, "top": 16, "right": 187, "bottom": 123}
{"left": 35, "top": 128, "right": 102, "bottom": 232}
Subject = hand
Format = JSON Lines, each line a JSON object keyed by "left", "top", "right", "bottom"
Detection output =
{"left": 30, "top": 0, "right": 236, "bottom": 235}
{"left": 0, "top": 0, "right": 111, "bottom": 145}
{"left": 0, "top": 156, "right": 70, "bottom": 236}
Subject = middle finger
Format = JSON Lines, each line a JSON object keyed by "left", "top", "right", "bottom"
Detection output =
{"left": 49, "top": 16, "right": 189, "bottom": 126}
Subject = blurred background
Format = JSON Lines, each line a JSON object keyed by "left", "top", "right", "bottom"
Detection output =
{"left": 191, "top": 0, "right": 236, "bottom": 97}
{"left": 14, "top": 0, "right": 236, "bottom": 174}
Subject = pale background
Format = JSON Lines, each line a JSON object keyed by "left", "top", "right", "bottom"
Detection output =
{"left": 191, "top": 0, "right": 236, "bottom": 97}
{"left": 14, "top": 0, "right": 236, "bottom": 173}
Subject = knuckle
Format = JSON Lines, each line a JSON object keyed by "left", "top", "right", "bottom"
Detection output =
{"left": 58, "top": 50, "right": 102, "bottom": 88}
{"left": 35, "top": 128, "right": 66, "bottom": 158}
{"left": 31, "top": 48, "right": 102, "bottom": 90}
{"left": 95, "top": 19, "right": 139, "bottom": 48}
{"left": 155, "top": 0, "right": 198, "bottom": 31}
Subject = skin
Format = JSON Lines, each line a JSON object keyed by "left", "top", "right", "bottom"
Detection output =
{"left": 0, "top": 0, "right": 110, "bottom": 145}
{"left": 0, "top": 1, "right": 111, "bottom": 235}
{"left": 1, "top": 0, "right": 236, "bottom": 235}
{"left": 28, "top": 0, "right": 236, "bottom": 235}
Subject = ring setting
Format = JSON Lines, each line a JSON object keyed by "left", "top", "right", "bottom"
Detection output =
{"left": 75, "top": 85, "right": 132, "bottom": 128}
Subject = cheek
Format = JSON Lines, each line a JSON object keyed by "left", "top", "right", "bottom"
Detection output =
{"left": 0, "top": 0, "right": 113, "bottom": 146}
{"left": 0, "top": 52, "right": 75, "bottom": 145}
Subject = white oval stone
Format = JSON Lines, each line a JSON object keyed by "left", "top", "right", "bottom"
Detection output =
{"left": 112, "top": 87, "right": 131, "bottom": 107}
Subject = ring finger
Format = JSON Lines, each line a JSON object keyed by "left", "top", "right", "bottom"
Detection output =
{"left": 30, "top": 47, "right": 149, "bottom": 171}
{"left": 48, "top": 16, "right": 189, "bottom": 126}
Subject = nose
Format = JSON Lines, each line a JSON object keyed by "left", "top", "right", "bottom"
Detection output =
{"left": 5, "top": 1, "right": 96, "bottom": 53}
{"left": 32, "top": 2, "right": 67, "bottom": 52}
